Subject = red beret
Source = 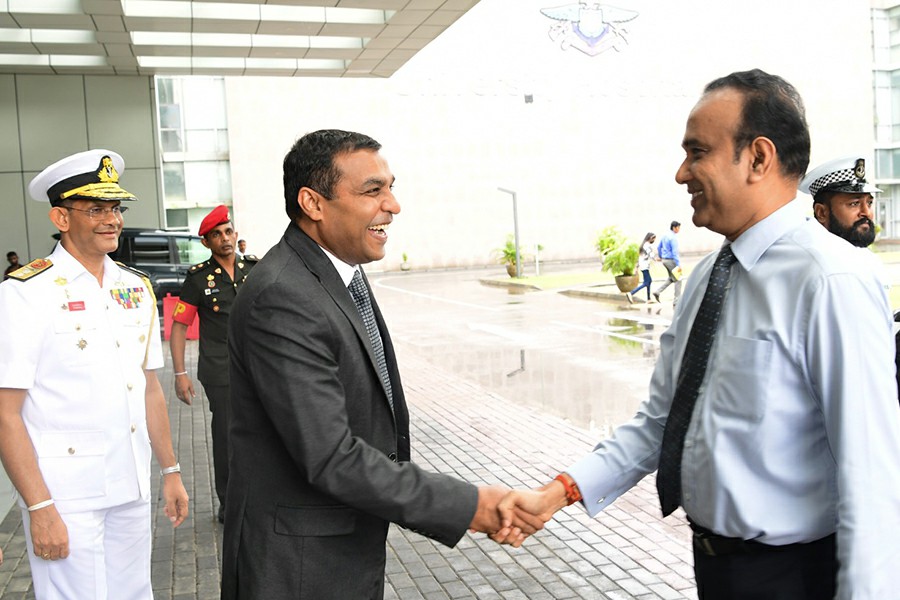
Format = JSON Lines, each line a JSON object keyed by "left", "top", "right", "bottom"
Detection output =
{"left": 198, "top": 205, "right": 230, "bottom": 237}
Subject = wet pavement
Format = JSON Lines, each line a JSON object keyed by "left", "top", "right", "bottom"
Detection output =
{"left": 0, "top": 263, "right": 698, "bottom": 599}
{"left": 375, "top": 265, "right": 673, "bottom": 436}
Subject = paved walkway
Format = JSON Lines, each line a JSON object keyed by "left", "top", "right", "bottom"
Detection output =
{"left": 0, "top": 340, "right": 696, "bottom": 600}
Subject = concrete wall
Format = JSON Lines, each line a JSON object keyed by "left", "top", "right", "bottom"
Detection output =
{"left": 227, "top": 0, "right": 875, "bottom": 270}
{"left": 0, "top": 74, "right": 164, "bottom": 265}
{"left": 0, "top": 73, "right": 163, "bottom": 516}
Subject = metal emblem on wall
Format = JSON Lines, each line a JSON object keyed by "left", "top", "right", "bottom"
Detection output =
{"left": 541, "top": 2, "right": 639, "bottom": 56}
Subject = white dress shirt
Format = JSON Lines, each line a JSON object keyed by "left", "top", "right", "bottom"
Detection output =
{"left": 0, "top": 243, "right": 164, "bottom": 513}
{"left": 567, "top": 200, "right": 900, "bottom": 599}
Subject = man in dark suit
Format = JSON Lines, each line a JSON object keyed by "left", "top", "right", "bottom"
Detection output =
{"left": 221, "top": 130, "right": 538, "bottom": 599}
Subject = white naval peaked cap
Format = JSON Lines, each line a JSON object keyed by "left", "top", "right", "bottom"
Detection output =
{"left": 799, "top": 155, "right": 882, "bottom": 199}
{"left": 28, "top": 149, "right": 137, "bottom": 206}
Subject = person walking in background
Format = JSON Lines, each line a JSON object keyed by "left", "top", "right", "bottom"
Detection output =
{"left": 497, "top": 69, "right": 900, "bottom": 599}
{"left": 170, "top": 205, "right": 257, "bottom": 524}
{"left": 3, "top": 251, "right": 20, "bottom": 280}
{"left": 237, "top": 239, "right": 247, "bottom": 256}
{"left": 654, "top": 220, "right": 682, "bottom": 305}
{"left": 625, "top": 232, "right": 658, "bottom": 304}
{"left": 0, "top": 149, "right": 188, "bottom": 599}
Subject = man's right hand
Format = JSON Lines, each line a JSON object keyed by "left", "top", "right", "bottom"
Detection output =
{"left": 29, "top": 504, "right": 69, "bottom": 561}
{"left": 174, "top": 373, "right": 195, "bottom": 406}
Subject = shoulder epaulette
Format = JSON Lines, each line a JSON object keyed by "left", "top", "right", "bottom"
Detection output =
{"left": 115, "top": 261, "right": 150, "bottom": 279}
{"left": 242, "top": 254, "right": 260, "bottom": 262}
{"left": 189, "top": 261, "right": 209, "bottom": 273}
{"left": 7, "top": 258, "right": 53, "bottom": 282}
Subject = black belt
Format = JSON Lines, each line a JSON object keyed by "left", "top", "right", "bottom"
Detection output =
{"left": 689, "top": 521, "right": 836, "bottom": 557}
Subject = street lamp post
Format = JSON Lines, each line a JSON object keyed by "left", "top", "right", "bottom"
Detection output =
{"left": 497, "top": 187, "right": 521, "bottom": 277}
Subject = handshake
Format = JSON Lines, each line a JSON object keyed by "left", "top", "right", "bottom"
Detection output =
{"left": 468, "top": 477, "right": 575, "bottom": 547}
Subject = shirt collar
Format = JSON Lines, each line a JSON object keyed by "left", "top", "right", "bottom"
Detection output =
{"left": 318, "top": 244, "right": 358, "bottom": 287}
{"left": 729, "top": 199, "right": 806, "bottom": 271}
{"left": 49, "top": 242, "right": 121, "bottom": 286}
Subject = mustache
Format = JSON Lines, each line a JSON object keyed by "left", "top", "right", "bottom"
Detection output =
{"left": 853, "top": 217, "right": 874, "bottom": 229}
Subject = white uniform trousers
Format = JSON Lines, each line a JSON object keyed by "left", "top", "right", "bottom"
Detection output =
{"left": 23, "top": 496, "right": 152, "bottom": 600}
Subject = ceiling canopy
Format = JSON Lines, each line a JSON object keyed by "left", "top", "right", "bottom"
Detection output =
{"left": 0, "top": 0, "right": 478, "bottom": 77}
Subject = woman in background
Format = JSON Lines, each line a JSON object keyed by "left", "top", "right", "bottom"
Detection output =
{"left": 626, "top": 232, "right": 658, "bottom": 303}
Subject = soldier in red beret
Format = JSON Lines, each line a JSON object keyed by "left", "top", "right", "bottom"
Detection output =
{"left": 169, "top": 205, "right": 257, "bottom": 523}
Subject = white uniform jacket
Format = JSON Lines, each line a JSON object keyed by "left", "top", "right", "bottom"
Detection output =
{"left": 0, "top": 243, "right": 164, "bottom": 513}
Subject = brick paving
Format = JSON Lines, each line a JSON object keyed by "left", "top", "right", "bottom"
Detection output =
{"left": 0, "top": 340, "right": 697, "bottom": 599}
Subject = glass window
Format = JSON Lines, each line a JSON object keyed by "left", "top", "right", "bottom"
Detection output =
{"left": 185, "top": 129, "right": 225, "bottom": 154}
{"left": 184, "top": 160, "right": 232, "bottom": 205}
{"left": 161, "top": 129, "right": 183, "bottom": 153}
{"left": 157, "top": 77, "right": 179, "bottom": 106}
{"left": 175, "top": 237, "right": 209, "bottom": 265}
{"left": 132, "top": 237, "right": 171, "bottom": 264}
{"left": 877, "top": 149, "right": 892, "bottom": 179}
{"left": 159, "top": 103, "right": 182, "bottom": 130}
{"left": 163, "top": 163, "right": 186, "bottom": 203}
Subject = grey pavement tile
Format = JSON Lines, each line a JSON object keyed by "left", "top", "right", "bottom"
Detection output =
{"left": 0, "top": 333, "right": 698, "bottom": 599}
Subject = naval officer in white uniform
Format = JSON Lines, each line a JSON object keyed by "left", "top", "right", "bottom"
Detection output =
{"left": 0, "top": 149, "right": 189, "bottom": 599}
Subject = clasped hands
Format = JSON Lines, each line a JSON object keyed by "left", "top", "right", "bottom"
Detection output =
{"left": 469, "top": 480, "right": 570, "bottom": 547}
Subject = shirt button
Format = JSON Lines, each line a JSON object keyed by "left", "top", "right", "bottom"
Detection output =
{"left": 131, "top": 425, "right": 136, "bottom": 433}
{"left": 127, "top": 383, "right": 133, "bottom": 391}
{"left": 139, "top": 334, "right": 146, "bottom": 343}
{"left": 116, "top": 340, "right": 120, "bottom": 348}
{"left": 68, "top": 448, "right": 75, "bottom": 455}
{"left": 685, "top": 440, "right": 693, "bottom": 448}
{"left": 684, "top": 493, "right": 692, "bottom": 501}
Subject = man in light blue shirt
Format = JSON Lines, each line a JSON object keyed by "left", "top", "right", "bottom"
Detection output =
{"left": 654, "top": 220, "right": 681, "bottom": 305}
{"left": 499, "top": 69, "right": 900, "bottom": 599}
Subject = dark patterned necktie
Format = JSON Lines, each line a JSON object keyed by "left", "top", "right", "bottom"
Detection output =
{"left": 657, "top": 244, "right": 737, "bottom": 517}
{"left": 348, "top": 270, "right": 394, "bottom": 413}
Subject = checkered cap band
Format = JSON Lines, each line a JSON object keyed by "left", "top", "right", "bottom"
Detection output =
{"left": 808, "top": 168, "right": 858, "bottom": 197}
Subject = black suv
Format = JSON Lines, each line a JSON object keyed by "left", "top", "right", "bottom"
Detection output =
{"left": 109, "top": 228, "right": 208, "bottom": 311}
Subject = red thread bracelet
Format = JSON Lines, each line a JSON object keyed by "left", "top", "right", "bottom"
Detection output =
{"left": 555, "top": 473, "right": 582, "bottom": 505}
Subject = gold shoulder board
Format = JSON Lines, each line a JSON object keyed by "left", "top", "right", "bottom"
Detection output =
{"left": 7, "top": 258, "right": 53, "bottom": 281}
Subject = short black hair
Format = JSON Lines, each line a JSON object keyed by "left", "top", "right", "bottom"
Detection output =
{"left": 670, "top": 221, "right": 680, "bottom": 230}
{"left": 704, "top": 69, "right": 810, "bottom": 180}
{"left": 6, "top": 251, "right": 16, "bottom": 259}
{"left": 283, "top": 129, "right": 382, "bottom": 221}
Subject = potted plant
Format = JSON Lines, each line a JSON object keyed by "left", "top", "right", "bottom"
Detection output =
{"left": 400, "top": 252, "right": 411, "bottom": 271}
{"left": 595, "top": 226, "right": 640, "bottom": 293}
{"left": 494, "top": 234, "right": 526, "bottom": 278}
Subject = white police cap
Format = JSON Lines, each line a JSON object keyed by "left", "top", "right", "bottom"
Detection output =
{"left": 28, "top": 149, "right": 137, "bottom": 207}
{"left": 799, "top": 156, "right": 882, "bottom": 199}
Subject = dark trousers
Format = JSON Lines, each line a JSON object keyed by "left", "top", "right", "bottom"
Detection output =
{"left": 203, "top": 384, "right": 231, "bottom": 505}
{"left": 693, "top": 533, "right": 837, "bottom": 600}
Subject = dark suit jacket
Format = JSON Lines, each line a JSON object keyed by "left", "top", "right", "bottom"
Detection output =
{"left": 221, "top": 223, "right": 478, "bottom": 599}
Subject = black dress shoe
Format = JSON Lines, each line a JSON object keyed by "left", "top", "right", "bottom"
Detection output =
{"left": 217, "top": 504, "right": 225, "bottom": 524}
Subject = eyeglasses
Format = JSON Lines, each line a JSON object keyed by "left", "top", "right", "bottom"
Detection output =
{"left": 62, "top": 205, "right": 128, "bottom": 221}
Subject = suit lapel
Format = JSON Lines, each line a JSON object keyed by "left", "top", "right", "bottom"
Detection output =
{"left": 284, "top": 225, "right": 397, "bottom": 413}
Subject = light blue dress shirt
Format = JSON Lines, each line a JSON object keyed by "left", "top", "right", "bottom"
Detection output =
{"left": 657, "top": 231, "right": 680, "bottom": 266}
{"left": 567, "top": 200, "right": 900, "bottom": 599}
